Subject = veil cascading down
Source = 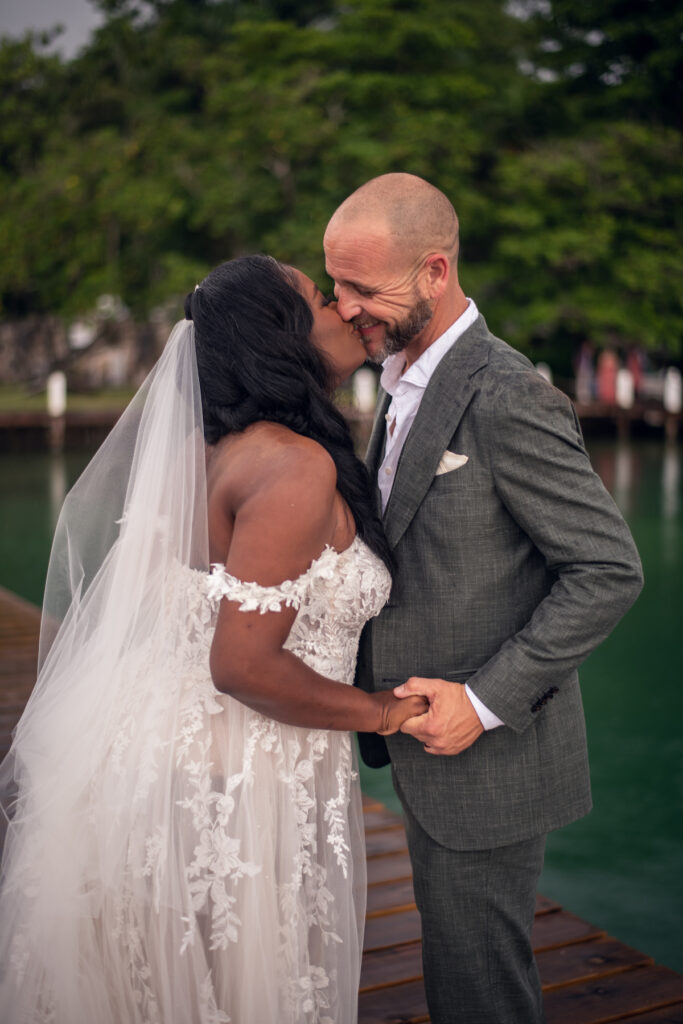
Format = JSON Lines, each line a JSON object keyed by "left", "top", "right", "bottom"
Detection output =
{"left": 0, "top": 321, "right": 369, "bottom": 1023}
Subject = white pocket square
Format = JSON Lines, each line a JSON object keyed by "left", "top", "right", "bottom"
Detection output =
{"left": 435, "top": 451, "right": 469, "bottom": 476}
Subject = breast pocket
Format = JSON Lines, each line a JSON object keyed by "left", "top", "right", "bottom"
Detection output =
{"left": 423, "top": 459, "right": 480, "bottom": 521}
{"left": 429, "top": 473, "right": 467, "bottom": 497}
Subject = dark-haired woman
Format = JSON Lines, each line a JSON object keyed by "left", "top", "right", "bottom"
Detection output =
{"left": 0, "top": 255, "right": 425, "bottom": 1024}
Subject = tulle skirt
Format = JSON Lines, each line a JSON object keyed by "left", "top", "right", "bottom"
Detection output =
{"left": 0, "top": 617, "right": 365, "bottom": 1024}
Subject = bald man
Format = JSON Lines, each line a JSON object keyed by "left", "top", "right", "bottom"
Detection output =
{"left": 324, "top": 174, "right": 643, "bottom": 1024}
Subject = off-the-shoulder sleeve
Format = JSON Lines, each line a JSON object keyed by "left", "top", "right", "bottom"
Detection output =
{"left": 206, "top": 544, "right": 339, "bottom": 614}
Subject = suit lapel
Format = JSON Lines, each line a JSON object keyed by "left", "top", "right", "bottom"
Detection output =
{"left": 383, "top": 317, "right": 491, "bottom": 549}
{"left": 365, "top": 389, "right": 391, "bottom": 472}
{"left": 364, "top": 389, "right": 391, "bottom": 516}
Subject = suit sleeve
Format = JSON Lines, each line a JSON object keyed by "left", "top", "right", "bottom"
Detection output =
{"left": 467, "top": 371, "right": 644, "bottom": 734}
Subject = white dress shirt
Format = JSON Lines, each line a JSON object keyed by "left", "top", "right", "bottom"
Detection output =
{"left": 378, "top": 300, "right": 504, "bottom": 731}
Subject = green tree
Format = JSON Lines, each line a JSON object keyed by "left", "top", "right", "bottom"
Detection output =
{"left": 0, "top": 0, "right": 530, "bottom": 316}
{"left": 513, "top": 0, "right": 682, "bottom": 129}
{"left": 481, "top": 121, "right": 682, "bottom": 368}
{"left": 0, "top": 0, "right": 679, "bottom": 369}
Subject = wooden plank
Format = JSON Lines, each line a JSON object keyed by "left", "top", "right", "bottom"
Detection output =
{"left": 364, "top": 908, "right": 422, "bottom": 951}
{"left": 365, "top": 876, "right": 560, "bottom": 918}
{"left": 536, "top": 892, "right": 562, "bottom": 915}
{"left": 0, "top": 586, "right": 42, "bottom": 624}
{"left": 365, "top": 826, "right": 409, "bottom": 858}
{"left": 361, "top": 910, "right": 610, "bottom": 993}
{"left": 615, "top": 1006, "right": 683, "bottom": 1023}
{"left": 0, "top": 612, "right": 40, "bottom": 630}
{"left": 0, "top": 660, "right": 38, "bottom": 678}
{"left": 358, "top": 979, "right": 429, "bottom": 1023}
{"left": 532, "top": 909, "right": 605, "bottom": 952}
{"left": 542, "top": 965, "right": 683, "bottom": 1024}
{"left": 0, "top": 590, "right": 40, "bottom": 753}
{"left": 366, "top": 852, "right": 414, "bottom": 885}
{"left": 362, "top": 933, "right": 655, "bottom": 995}
{"left": 360, "top": 943, "right": 423, "bottom": 993}
{"left": 359, "top": 958, "right": 683, "bottom": 1023}
{"left": 362, "top": 934, "right": 658, "bottom": 996}
{"left": 364, "top": 908, "right": 603, "bottom": 959}
{"left": 367, "top": 878, "right": 415, "bottom": 916}
{"left": 537, "top": 936, "right": 654, "bottom": 991}
{"left": 0, "top": 667, "right": 37, "bottom": 683}
{"left": 364, "top": 807, "right": 404, "bottom": 832}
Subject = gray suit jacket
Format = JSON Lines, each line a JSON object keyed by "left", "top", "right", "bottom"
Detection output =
{"left": 356, "top": 315, "right": 643, "bottom": 849}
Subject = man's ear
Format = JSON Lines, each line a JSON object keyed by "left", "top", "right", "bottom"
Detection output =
{"left": 422, "top": 254, "right": 450, "bottom": 298}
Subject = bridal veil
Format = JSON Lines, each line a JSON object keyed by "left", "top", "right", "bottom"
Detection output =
{"left": 0, "top": 321, "right": 212, "bottom": 1019}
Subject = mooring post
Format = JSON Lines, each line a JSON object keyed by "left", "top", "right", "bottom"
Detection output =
{"left": 47, "top": 371, "right": 67, "bottom": 453}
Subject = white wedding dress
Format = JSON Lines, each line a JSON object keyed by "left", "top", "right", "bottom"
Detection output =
{"left": 0, "top": 535, "right": 390, "bottom": 1024}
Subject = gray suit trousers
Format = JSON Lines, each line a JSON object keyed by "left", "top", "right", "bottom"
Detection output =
{"left": 396, "top": 773, "right": 547, "bottom": 1024}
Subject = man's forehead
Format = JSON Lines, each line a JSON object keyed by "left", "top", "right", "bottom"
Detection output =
{"left": 327, "top": 205, "right": 391, "bottom": 235}
{"left": 324, "top": 224, "right": 398, "bottom": 280}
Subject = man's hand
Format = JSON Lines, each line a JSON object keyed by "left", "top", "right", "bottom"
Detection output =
{"left": 393, "top": 677, "right": 484, "bottom": 755}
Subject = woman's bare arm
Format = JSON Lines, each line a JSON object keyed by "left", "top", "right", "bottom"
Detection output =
{"left": 209, "top": 436, "right": 426, "bottom": 733}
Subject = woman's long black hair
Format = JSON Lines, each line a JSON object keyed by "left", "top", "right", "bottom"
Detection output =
{"left": 185, "top": 254, "right": 393, "bottom": 574}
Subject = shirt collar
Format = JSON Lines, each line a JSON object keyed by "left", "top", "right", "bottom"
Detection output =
{"left": 380, "top": 299, "right": 478, "bottom": 397}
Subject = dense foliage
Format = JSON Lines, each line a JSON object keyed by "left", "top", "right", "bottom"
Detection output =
{"left": 1, "top": 0, "right": 680, "bottom": 363}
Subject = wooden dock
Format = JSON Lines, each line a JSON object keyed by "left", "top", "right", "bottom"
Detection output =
{"left": 0, "top": 585, "right": 42, "bottom": 760}
{"left": 1, "top": 585, "right": 682, "bottom": 1022}
{"left": 360, "top": 794, "right": 683, "bottom": 1023}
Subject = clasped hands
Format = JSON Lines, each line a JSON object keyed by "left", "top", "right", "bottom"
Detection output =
{"left": 377, "top": 676, "right": 484, "bottom": 756}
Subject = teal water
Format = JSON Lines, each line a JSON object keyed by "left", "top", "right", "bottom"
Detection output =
{"left": 1, "top": 440, "right": 681, "bottom": 971}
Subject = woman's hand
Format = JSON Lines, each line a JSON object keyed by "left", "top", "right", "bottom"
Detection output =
{"left": 375, "top": 690, "right": 429, "bottom": 736}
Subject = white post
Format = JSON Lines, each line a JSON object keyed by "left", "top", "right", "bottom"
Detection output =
{"left": 46, "top": 371, "right": 67, "bottom": 452}
{"left": 663, "top": 368, "right": 682, "bottom": 414}
{"left": 616, "top": 368, "right": 635, "bottom": 409}
{"left": 353, "top": 367, "right": 377, "bottom": 413}
{"left": 663, "top": 367, "right": 682, "bottom": 441}
{"left": 47, "top": 372, "right": 67, "bottom": 417}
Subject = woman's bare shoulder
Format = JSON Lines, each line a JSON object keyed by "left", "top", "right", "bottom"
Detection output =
{"left": 209, "top": 422, "right": 336, "bottom": 507}
{"left": 208, "top": 423, "right": 339, "bottom": 579}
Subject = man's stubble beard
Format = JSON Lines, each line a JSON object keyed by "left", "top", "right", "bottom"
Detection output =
{"left": 367, "top": 297, "right": 434, "bottom": 364}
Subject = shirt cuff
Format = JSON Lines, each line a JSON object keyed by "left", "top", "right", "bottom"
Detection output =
{"left": 465, "top": 684, "right": 504, "bottom": 730}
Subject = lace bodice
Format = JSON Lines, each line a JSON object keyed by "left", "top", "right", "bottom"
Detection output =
{"left": 205, "top": 535, "right": 391, "bottom": 684}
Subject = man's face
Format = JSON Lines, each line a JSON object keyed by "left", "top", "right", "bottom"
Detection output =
{"left": 323, "top": 223, "right": 433, "bottom": 364}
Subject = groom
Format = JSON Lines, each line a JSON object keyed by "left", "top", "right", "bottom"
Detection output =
{"left": 324, "top": 174, "right": 643, "bottom": 1023}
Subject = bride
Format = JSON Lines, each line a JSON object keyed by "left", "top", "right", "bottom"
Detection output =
{"left": 0, "top": 254, "right": 426, "bottom": 1023}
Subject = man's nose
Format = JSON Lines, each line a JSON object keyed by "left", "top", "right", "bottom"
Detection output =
{"left": 334, "top": 286, "right": 361, "bottom": 322}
